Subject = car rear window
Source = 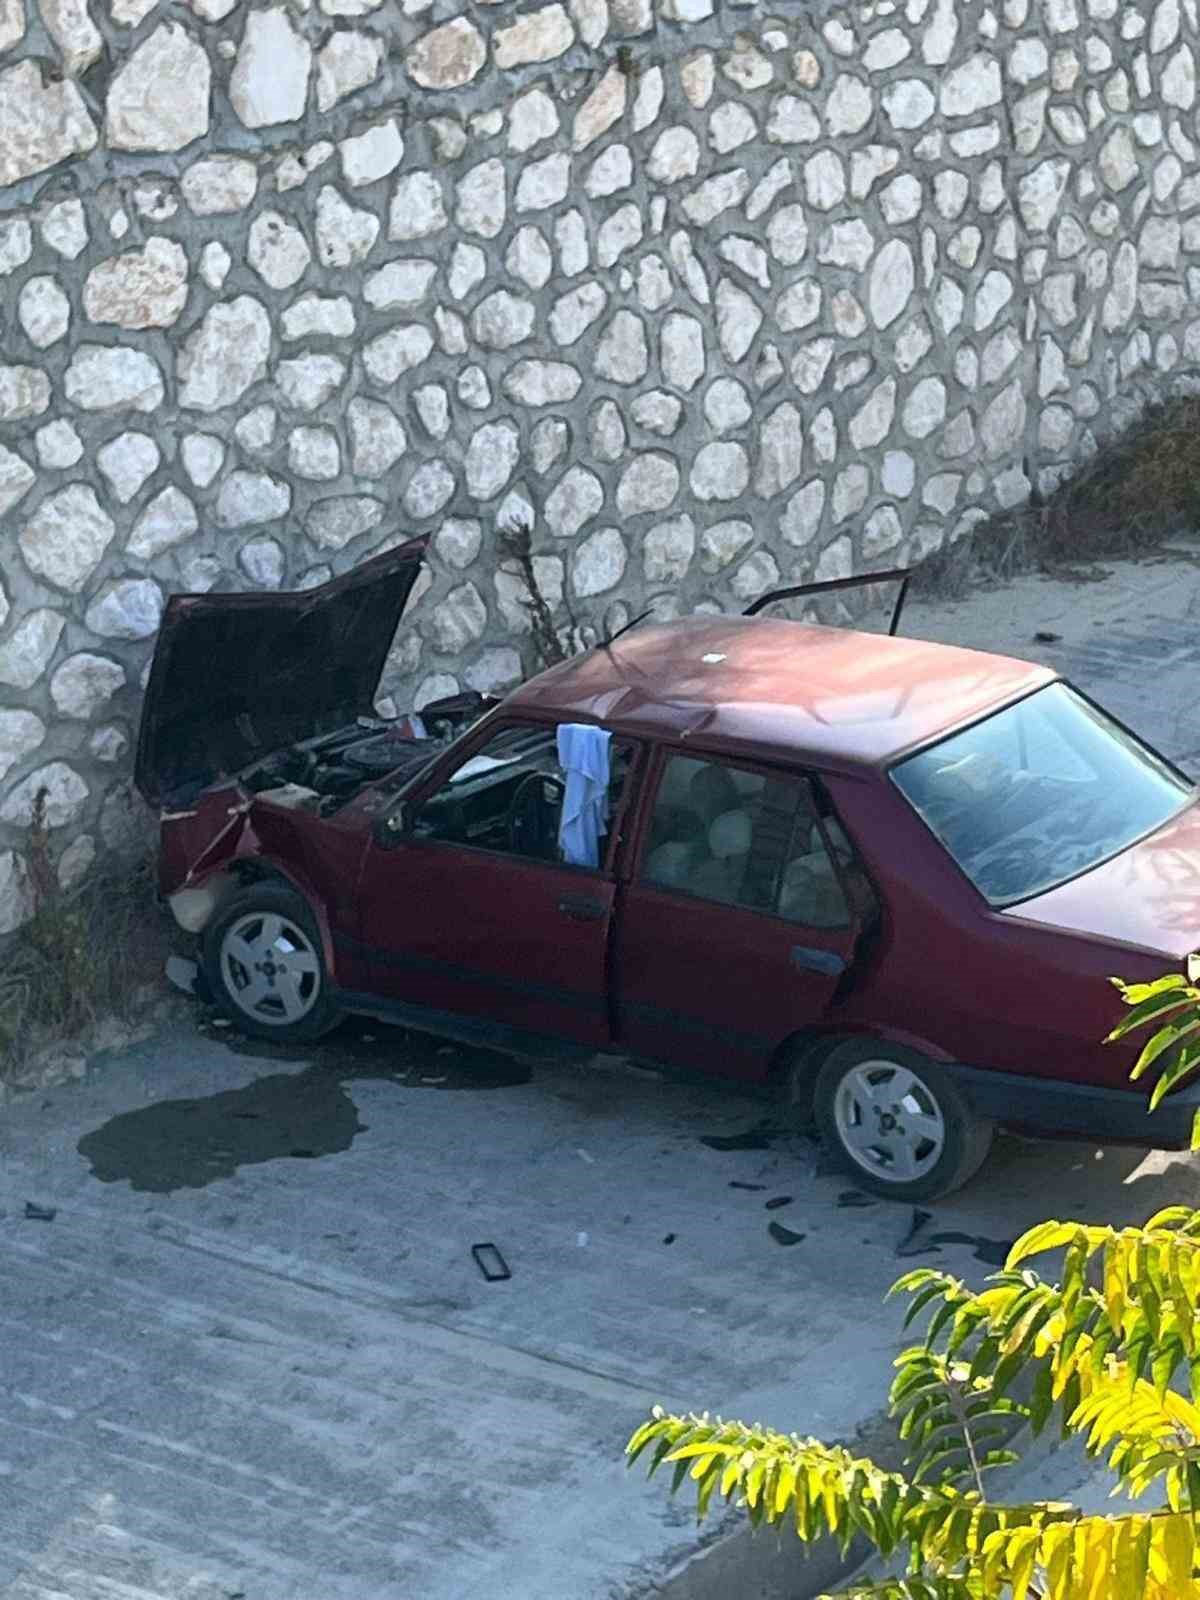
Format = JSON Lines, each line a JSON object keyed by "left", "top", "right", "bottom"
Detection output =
{"left": 891, "top": 683, "right": 1194, "bottom": 906}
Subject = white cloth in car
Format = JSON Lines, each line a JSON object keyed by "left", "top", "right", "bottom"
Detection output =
{"left": 556, "top": 723, "right": 611, "bottom": 867}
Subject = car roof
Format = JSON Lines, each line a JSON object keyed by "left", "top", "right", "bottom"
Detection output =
{"left": 507, "top": 615, "right": 1056, "bottom": 769}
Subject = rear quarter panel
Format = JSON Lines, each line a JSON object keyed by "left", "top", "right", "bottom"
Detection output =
{"left": 823, "top": 772, "right": 1155, "bottom": 1091}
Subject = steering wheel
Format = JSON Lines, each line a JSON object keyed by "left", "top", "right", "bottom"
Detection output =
{"left": 507, "top": 771, "right": 566, "bottom": 859}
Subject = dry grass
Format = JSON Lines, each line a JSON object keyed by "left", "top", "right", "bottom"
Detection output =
{"left": 912, "top": 394, "right": 1200, "bottom": 598}
{"left": 0, "top": 790, "right": 169, "bottom": 1083}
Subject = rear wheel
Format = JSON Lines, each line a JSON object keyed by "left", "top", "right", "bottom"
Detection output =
{"left": 202, "top": 884, "right": 342, "bottom": 1043}
{"left": 814, "top": 1041, "right": 993, "bottom": 1201}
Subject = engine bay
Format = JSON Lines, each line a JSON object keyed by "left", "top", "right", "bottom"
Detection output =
{"left": 239, "top": 692, "right": 495, "bottom": 815}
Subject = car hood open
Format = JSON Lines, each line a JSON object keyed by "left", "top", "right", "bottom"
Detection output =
{"left": 135, "top": 536, "right": 428, "bottom": 807}
{"left": 1004, "top": 794, "right": 1200, "bottom": 961}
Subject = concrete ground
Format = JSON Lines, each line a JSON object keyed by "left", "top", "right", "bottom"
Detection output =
{"left": 3, "top": 546, "right": 1200, "bottom": 1600}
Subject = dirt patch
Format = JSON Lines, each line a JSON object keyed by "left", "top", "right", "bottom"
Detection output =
{"left": 914, "top": 394, "right": 1200, "bottom": 598}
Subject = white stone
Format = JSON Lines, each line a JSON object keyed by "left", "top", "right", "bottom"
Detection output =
{"left": 494, "top": 3, "right": 574, "bottom": 69}
{"left": 17, "top": 278, "right": 70, "bottom": 349}
{"left": 903, "top": 376, "right": 947, "bottom": 438}
{"left": 804, "top": 151, "right": 846, "bottom": 211}
{"left": 82, "top": 236, "right": 187, "bottom": 330}
{"left": 980, "top": 379, "right": 1026, "bottom": 458}
{"left": 364, "top": 259, "right": 437, "bottom": 310}
{"left": 316, "top": 185, "right": 379, "bottom": 266}
{"left": 940, "top": 52, "right": 1002, "bottom": 117}
{"left": 200, "top": 242, "right": 230, "bottom": 290}
{"left": 507, "top": 227, "right": 553, "bottom": 291}
{"left": 754, "top": 402, "right": 802, "bottom": 497}
{"left": 509, "top": 88, "right": 559, "bottom": 153}
{"left": 0, "top": 220, "right": 30, "bottom": 278}
{"left": 95, "top": 435, "right": 159, "bottom": 509}
{"left": 276, "top": 353, "right": 344, "bottom": 410}
{"left": 0, "top": 61, "right": 97, "bottom": 186}
{"left": 406, "top": 15, "right": 485, "bottom": 89}
{"left": 632, "top": 391, "right": 683, "bottom": 436}
{"left": 285, "top": 426, "right": 339, "bottom": 483}
{"left": 181, "top": 433, "right": 223, "bottom": 489}
{"left": 428, "top": 584, "right": 487, "bottom": 654}
{"left": 1100, "top": 126, "right": 1139, "bottom": 190}
{"left": 704, "top": 378, "right": 752, "bottom": 432}
{"left": 106, "top": 23, "right": 210, "bottom": 151}
{"left": 0, "top": 445, "right": 35, "bottom": 515}
{"left": 649, "top": 125, "right": 701, "bottom": 183}
{"left": 182, "top": 156, "right": 258, "bottom": 215}
{"left": 0, "top": 610, "right": 65, "bottom": 691}
{"left": 404, "top": 461, "right": 456, "bottom": 520}
{"left": 591, "top": 307, "right": 648, "bottom": 387}
{"left": 974, "top": 269, "right": 1014, "bottom": 331}
{"left": 316, "top": 30, "right": 382, "bottom": 113}
{"left": 35, "top": 420, "right": 83, "bottom": 469}
{"left": 883, "top": 77, "right": 936, "bottom": 129}
{"left": 65, "top": 346, "right": 163, "bottom": 416}
{"left": 50, "top": 654, "right": 124, "bottom": 719}
{"left": 40, "top": 199, "right": 87, "bottom": 259}
{"left": 472, "top": 291, "right": 535, "bottom": 351}
{"left": 516, "top": 152, "right": 570, "bottom": 213}
{"left": 882, "top": 452, "right": 916, "bottom": 499}
{"left": 617, "top": 454, "right": 679, "bottom": 516}
{"left": 278, "top": 293, "right": 353, "bottom": 342}
{"left": 1, "top": 762, "right": 88, "bottom": 830}
{"left": 849, "top": 378, "right": 897, "bottom": 450}
{"left": 361, "top": 325, "right": 431, "bottom": 385}
{"left": 643, "top": 516, "right": 694, "bottom": 583}
{"left": 697, "top": 518, "right": 752, "bottom": 570}
{"left": 681, "top": 169, "right": 750, "bottom": 227}
{"left": 436, "top": 519, "right": 482, "bottom": 571}
{"left": 230, "top": 8, "right": 311, "bottom": 129}
{"left": 236, "top": 538, "right": 283, "bottom": 589}
{"left": 573, "top": 528, "right": 626, "bottom": 598}
{"left": 573, "top": 64, "right": 626, "bottom": 151}
{"left": 1103, "top": 240, "right": 1139, "bottom": 331}
{"left": 179, "top": 298, "right": 269, "bottom": 412}
{"left": 0, "top": 710, "right": 45, "bottom": 782}
{"left": 0, "top": 849, "right": 33, "bottom": 934}
{"left": 869, "top": 239, "right": 915, "bottom": 329}
{"left": 546, "top": 466, "right": 604, "bottom": 537}
{"left": 817, "top": 219, "right": 876, "bottom": 271}
{"left": 414, "top": 385, "right": 450, "bottom": 440}
{"left": 84, "top": 579, "right": 163, "bottom": 640}
{"left": 463, "top": 421, "right": 519, "bottom": 502}
{"left": 456, "top": 159, "right": 507, "bottom": 239}
{"left": 457, "top": 366, "right": 491, "bottom": 408}
{"left": 710, "top": 103, "right": 757, "bottom": 155}
{"left": 827, "top": 75, "right": 874, "bottom": 136}
{"left": 586, "top": 144, "right": 632, "bottom": 200}
{"left": 464, "top": 650, "right": 523, "bottom": 696}
{"left": 661, "top": 312, "right": 705, "bottom": 390}
{"left": 632, "top": 63, "right": 664, "bottom": 129}
{"left": 556, "top": 211, "right": 590, "bottom": 277}
{"left": 388, "top": 172, "right": 447, "bottom": 242}
{"left": 246, "top": 211, "right": 311, "bottom": 291}
{"left": 448, "top": 243, "right": 486, "bottom": 301}
{"left": 340, "top": 121, "right": 404, "bottom": 188}
{"left": 680, "top": 50, "right": 714, "bottom": 107}
{"left": 547, "top": 282, "right": 604, "bottom": 347}
{"left": 19, "top": 486, "right": 112, "bottom": 593}
{"left": 306, "top": 496, "right": 383, "bottom": 550}
{"left": 766, "top": 204, "right": 808, "bottom": 266}
{"left": 864, "top": 27, "right": 911, "bottom": 71}
{"left": 777, "top": 278, "right": 822, "bottom": 333}
{"left": 0, "top": 364, "right": 50, "bottom": 420}
{"left": 345, "top": 398, "right": 404, "bottom": 477}
{"left": 216, "top": 470, "right": 290, "bottom": 527}
{"left": 1163, "top": 42, "right": 1196, "bottom": 108}
{"left": 881, "top": 175, "right": 922, "bottom": 225}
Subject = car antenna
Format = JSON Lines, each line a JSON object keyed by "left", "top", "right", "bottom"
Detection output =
{"left": 602, "top": 607, "right": 656, "bottom": 648}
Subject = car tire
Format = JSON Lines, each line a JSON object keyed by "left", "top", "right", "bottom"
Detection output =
{"left": 202, "top": 883, "right": 342, "bottom": 1044}
{"left": 814, "top": 1040, "right": 993, "bottom": 1202}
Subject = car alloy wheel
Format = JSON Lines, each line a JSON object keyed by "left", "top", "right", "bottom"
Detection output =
{"left": 833, "top": 1059, "right": 946, "bottom": 1184}
{"left": 219, "top": 909, "right": 322, "bottom": 1028}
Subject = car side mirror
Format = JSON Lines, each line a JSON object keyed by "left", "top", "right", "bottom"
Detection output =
{"left": 375, "top": 801, "right": 409, "bottom": 846}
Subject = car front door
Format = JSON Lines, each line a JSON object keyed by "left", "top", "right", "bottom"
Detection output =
{"left": 614, "top": 750, "right": 859, "bottom": 1080}
{"left": 351, "top": 718, "right": 638, "bottom": 1053}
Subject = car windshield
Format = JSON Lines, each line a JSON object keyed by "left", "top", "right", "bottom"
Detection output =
{"left": 891, "top": 683, "right": 1194, "bottom": 906}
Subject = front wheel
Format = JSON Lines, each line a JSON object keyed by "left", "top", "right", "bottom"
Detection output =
{"left": 202, "top": 883, "right": 342, "bottom": 1043}
{"left": 814, "top": 1041, "right": 993, "bottom": 1201}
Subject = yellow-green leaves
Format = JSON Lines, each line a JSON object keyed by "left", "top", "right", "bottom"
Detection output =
{"left": 1107, "top": 972, "right": 1200, "bottom": 1110}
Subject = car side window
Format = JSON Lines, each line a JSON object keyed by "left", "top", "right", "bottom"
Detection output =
{"left": 410, "top": 721, "right": 635, "bottom": 870}
{"left": 641, "top": 754, "right": 852, "bottom": 928}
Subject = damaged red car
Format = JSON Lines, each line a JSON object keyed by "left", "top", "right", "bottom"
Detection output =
{"left": 137, "top": 536, "right": 1200, "bottom": 1200}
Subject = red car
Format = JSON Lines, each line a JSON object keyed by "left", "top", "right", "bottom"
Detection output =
{"left": 137, "top": 536, "right": 1200, "bottom": 1199}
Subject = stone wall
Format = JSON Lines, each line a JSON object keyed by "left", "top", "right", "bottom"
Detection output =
{"left": 0, "top": 0, "right": 1197, "bottom": 930}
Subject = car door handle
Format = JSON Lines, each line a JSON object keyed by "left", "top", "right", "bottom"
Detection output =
{"left": 558, "top": 895, "right": 606, "bottom": 923}
{"left": 791, "top": 945, "right": 846, "bottom": 978}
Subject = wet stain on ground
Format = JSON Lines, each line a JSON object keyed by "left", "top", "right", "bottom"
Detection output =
{"left": 77, "top": 1017, "right": 530, "bottom": 1194}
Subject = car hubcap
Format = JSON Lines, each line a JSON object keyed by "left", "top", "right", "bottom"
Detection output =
{"left": 220, "top": 911, "right": 320, "bottom": 1027}
{"left": 833, "top": 1061, "right": 946, "bottom": 1184}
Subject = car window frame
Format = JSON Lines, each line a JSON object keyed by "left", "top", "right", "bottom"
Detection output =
{"left": 885, "top": 679, "right": 1198, "bottom": 910}
{"left": 394, "top": 712, "right": 643, "bottom": 881}
{"left": 627, "top": 742, "right": 862, "bottom": 933}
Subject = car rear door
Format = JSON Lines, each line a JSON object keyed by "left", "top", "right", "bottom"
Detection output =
{"left": 350, "top": 718, "right": 639, "bottom": 1053}
{"left": 614, "top": 748, "right": 858, "bottom": 1080}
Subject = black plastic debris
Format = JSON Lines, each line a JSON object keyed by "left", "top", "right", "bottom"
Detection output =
{"left": 701, "top": 1126, "right": 781, "bottom": 1152}
{"left": 764, "top": 1196, "right": 793, "bottom": 1211}
{"left": 662, "top": 1233, "right": 676, "bottom": 1245}
{"left": 472, "top": 1243, "right": 511, "bottom": 1281}
{"left": 895, "top": 1207, "right": 1013, "bottom": 1265}
{"left": 1034, "top": 630, "right": 1062, "bottom": 643}
{"left": 729, "top": 1181, "right": 767, "bottom": 1191}
{"left": 837, "top": 1190, "right": 878, "bottom": 1208}
{"left": 895, "top": 1207, "right": 933, "bottom": 1257}
{"left": 24, "top": 1201, "right": 56, "bottom": 1222}
{"left": 768, "top": 1222, "right": 806, "bottom": 1247}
